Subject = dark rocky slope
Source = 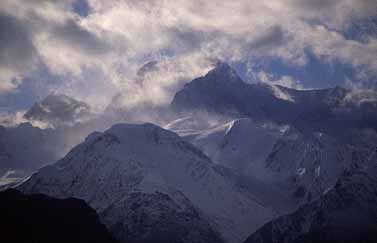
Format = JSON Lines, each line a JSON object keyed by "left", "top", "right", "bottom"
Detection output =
{"left": 0, "top": 189, "right": 116, "bottom": 243}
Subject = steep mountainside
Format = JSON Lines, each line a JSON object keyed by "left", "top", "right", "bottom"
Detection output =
{"left": 0, "top": 189, "right": 116, "bottom": 243}
{"left": 170, "top": 62, "right": 377, "bottom": 210}
{"left": 165, "top": 116, "right": 377, "bottom": 213}
{"left": 244, "top": 160, "right": 377, "bottom": 243}
{"left": 172, "top": 63, "right": 342, "bottom": 125}
{"left": 19, "top": 123, "right": 275, "bottom": 243}
{"left": 165, "top": 116, "right": 297, "bottom": 213}
{"left": 171, "top": 62, "right": 377, "bottom": 134}
{"left": 261, "top": 127, "right": 377, "bottom": 206}
{"left": 167, "top": 117, "right": 281, "bottom": 172}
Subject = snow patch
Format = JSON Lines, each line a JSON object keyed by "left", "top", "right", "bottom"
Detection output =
{"left": 296, "top": 168, "right": 306, "bottom": 177}
{"left": 315, "top": 166, "right": 321, "bottom": 177}
{"left": 270, "top": 85, "right": 295, "bottom": 102}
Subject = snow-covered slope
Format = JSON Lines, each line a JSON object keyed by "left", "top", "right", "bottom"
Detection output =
{"left": 19, "top": 123, "right": 276, "bottom": 243}
{"left": 24, "top": 93, "right": 92, "bottom": 127}
{"left": 167, "top": 117, "right": 281, "bottom": 172}
{"left": 261, "top": 127, "right": 377, "bottom": 206}
{"left": 165, "top": 112, "right": 377, "bottom": 214}
{"left": 244, "top": 158, "right": 377, "bottom": 243}
{"left": 170, "top": 64, "right": 377, "bottom": 210}
{"left": 165, "top": 116, "right": 296, "bottom": 213}
{"left": 197, "top": 118, "right": 280, "bottom": 171}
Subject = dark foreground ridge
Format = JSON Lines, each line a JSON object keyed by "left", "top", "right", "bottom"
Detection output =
{"left": 0, "top": 189, "right": 116, "bottom": 243}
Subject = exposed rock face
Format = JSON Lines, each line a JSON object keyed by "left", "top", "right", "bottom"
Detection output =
{"left": 171, "top": 63, "right": 377, "bottom": 134}
{"left": 170, "top": 62, "right": 377, "bottom": 210}
{"left": 262, "top": 127, "right": 377, "bottom": 205}
{"left": 101, "top": 191, "right": 223, "bottom": 243}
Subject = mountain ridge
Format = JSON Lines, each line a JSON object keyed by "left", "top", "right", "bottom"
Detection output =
{"left": 0, "top": 188, "right": 116, "bottom": 243}
{"left": 19, "top": 122, "right": 276, "bottom": 243}
{"left": 244, "top": 161, "right": 377, "bottom": 243}
{"left": 171, "top": 63, "right": 377, "bottom": 135}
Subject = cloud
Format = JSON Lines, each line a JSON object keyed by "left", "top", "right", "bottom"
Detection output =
{"left": 110, "top": 53, "right": 213, "bottom": 110}
{"left": 0, "top": 0, "right": 376, "bottom": 112}
{"left": 51, "top": 19, "right": 110, "bottom": 56}
{"left": 0, "top": 12, "right": 39, "bottom": 93}
{"left": 0, "top": 80, "right": 18, "bottom": 94}
{"left": 251, "top": 69, "right": 303, "bottom": 90}
{"left": 0, "top": 107, "right": 64, "bottom": 129}
{"left": 249, "top": 26, "right": 286, "bottom": 50}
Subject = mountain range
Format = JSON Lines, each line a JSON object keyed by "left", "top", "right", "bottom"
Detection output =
{"left": 245, "top": 161, "right": 377, "bottom": 243}
{"left": 19, "top": 123, "right": 276, "bottom": 243}
{"left": 1, "top": 62, "right": 377, "bottom": 243}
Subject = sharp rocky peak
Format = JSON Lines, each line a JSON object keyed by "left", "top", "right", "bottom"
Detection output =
{"left": 202, "top": 62, "right": 244, "bottom": 84}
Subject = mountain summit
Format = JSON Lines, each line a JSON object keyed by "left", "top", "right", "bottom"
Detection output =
{"left": 19, "top": 122, "right": 275, "bottom": 243}
{"left": 171, "top": 62, "right": 264, "bottom": 117}
{"left": 24, "top": 93, "right": 92, "bottom": 127}
{"left": 171, "top": 62, "right": 377, "bottom": 134}
{"left": 204, "top": 62, "right": 245, "bottom": 84}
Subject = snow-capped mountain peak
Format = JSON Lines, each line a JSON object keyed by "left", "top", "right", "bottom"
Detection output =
{"left": 19, "top": 122, "right": 275, "bottom": 243}
{"left": 204, "top": 62, "right": 244, "bottom": 84}
{"left": 24, "top": 93, "right": 92, "bottom": 127}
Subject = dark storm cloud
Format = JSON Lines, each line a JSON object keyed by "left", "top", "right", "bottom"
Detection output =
{"left": 290, "top": 0, "right": 377, "bottom": 26}
{"left": 249, "top": 26, "right": 287, "bottom": 50}
{"left": 0, "top": 0, "right": 116, "bottom": 101}
{"left": 0, "top": 12, "right": 38, "bottom": 71}
{"left": 289, "top": 0, "right": 376, "bottom": 16}
{"left": 168, "top": 28, "right": 206, "bottom": 52}
{"left": 0, "top": 0, "right": 377, "bottom": 109}
{"left": 291, "top": 0, "right": 340, "bottom": 10}
{"left": 51, "top": 19, "right": 110, "bottom": 56}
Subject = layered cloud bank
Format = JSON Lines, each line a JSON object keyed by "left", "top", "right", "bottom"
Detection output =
{"left": 0, "top": 0, "right": 376, "bottom": 110}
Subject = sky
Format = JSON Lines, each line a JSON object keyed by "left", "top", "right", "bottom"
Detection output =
{"left": 0, "top": 0, "right": 377, "bottom": 113}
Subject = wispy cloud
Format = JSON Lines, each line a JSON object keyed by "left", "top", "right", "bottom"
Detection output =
{"left": 0, "top": 0, "right": 376, "bottom": 109}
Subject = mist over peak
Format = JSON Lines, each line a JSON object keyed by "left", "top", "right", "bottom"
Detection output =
{"left": 1, "top": 2, "right": 377, "bottom": 243}
{"left": 136, "top": 60, "right": 160, "bottom": 78}
{"left": 23, "top": 92, "right": 92, "bottom": 128}
{"left": 1, "top": 0, "right": 377, "bottom": 115}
